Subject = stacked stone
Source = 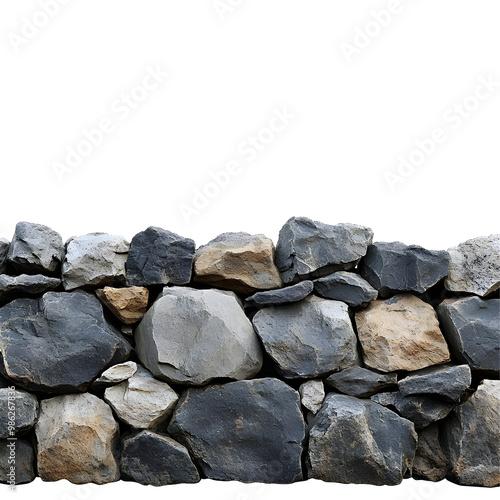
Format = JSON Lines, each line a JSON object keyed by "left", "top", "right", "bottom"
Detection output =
{"left": 0, "top": 219, "right": 498, "bottom": 488}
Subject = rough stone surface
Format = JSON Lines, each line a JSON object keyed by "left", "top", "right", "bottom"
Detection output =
{"left": 96, "top": 286, "right": 149, "bottom": 324}
{"left": 412, "top": 424, "right": 448, "bottom": 482}
{"left": 314, "top": 271, "right": 377, "bottom": 308}
{"left": 36, "top": 393, "right": 120, "bottom": 484}
{"left": 445, "top": 234, "right": 500, "bottom": 296}
{"left": 94, "top": 361, "right": 138, "bottom": 386}
{"left": 0, "top": 388, "right": 39, "bottom": 438}
{"left": 193, "top": 232, "right": 282, "bottom": 293}
{"left": 0, "top": 274, "right": 60, "bottom": 302}
{"left": 443, "top": 379, "right": 500, "bottom": 487}
{"left": 121, "top": 431, "right": 200, "bottom": 486}
{"left": 6, "top": 222, "right": 64, "bottom": 276}
{"left": 245, "top": 280, "right": 313, "bottom": 307}
{"left": 126, "top": 226, "right": 195, "bottom": 286}
{"left": 437, "top": 296, "right": 500, "bottom": 376}
{"left": 0, "top": 239, "right": 9, "bottom": 274}
{"left": 252, "top": 296, "right": 359, "bottom": 378}
{"left": 104, "top": 366, "right": 178, "bottom": 429}
{"left": 306, "top": 393, "right": 417, "bottom": 485}
{"left": 168, "top": 378, "right": 305, "bottom": 483}
{"left": 135, "top": 287, "right": 262, "bottom": 385}
{"left": 359, "top": 242, "right": 450, "bottom": 297}
{"left": 355, "top": 294, "right": 450, "bottom": 372}
{"left": 298, "top": 380, "right": 325, "bottom": 414}
{"left": 62, "top": 233, "right": 129, "bottom": 290}
{"left": 0, "top": 439, "right": 35, "bottom": 485}
{"left": 325, "top": 366, "right": 397, "bottom": 398}
{"left": 275, "top": 217, "right": 374, "bottom": 284}
{"left": 0, "top": 291, "right": 131, "bottom": 393}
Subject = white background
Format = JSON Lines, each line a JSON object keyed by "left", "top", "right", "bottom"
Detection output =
{"left": 0, "top": 1, "right": 498, "bottom": 499}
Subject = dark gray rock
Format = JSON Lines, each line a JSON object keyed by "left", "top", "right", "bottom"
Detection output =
{"left": 168, "top": 378, "right": 305, "bottom": 483}
{"left": 437, "top": 296, "right": 500, "bottom": 377}
{"left": 0, "top": 374, "right": 11, "bottom": 389}
{"left": 0, "top": 291, "right": 131, "bottom": 393}
{"left": 325, "top": 366, "right": 397, "bottom": 398}
{"left": 126, "top": 226, "right": 195, "bottom": 287}
{"left": 0, "top": 239, "right": 9, "bottom": 274}
{"left": 121, "top": 431, "right": 200, "bottom": 485}
{"left": 398, "top": 364, "right": 471, "bottom": 402}
{"left": 6, "top": 222, "right": 64, "bottom": 276}
{"left": 252, "top": 296, "right": 359, "bottom": 379}
{"left": 306, "top": 393, "right": 417, "bottom": 485}
{"left": 275, "top": 217, "right": 373, "bottom": 284}
{"left": 359, "top": 241, "right": 450, "bottom": 298}
{"left": 0, "top": 274, "right": 61, "bottom": 302}
{"left": 412, "top": 424, "right": 447, "bottom": 482}
{"left": 0, "top": 388, "right": 38, "bottom": 438}
{"left": 0, "top": 438, "right": 35, "bottom": 485}
{"left": 245, "top": 280, "right": 313, "bottom": 307}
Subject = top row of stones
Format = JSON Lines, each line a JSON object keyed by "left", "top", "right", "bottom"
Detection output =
{"left": 0, "top": 217, "right": 498, "bottom": 297}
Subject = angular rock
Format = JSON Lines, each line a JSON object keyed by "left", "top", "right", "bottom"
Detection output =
{"left": 355, "top": 294, "right": 450, "bottom": 372}
{"left": 252, "top": 296, "right": 359, "bottom": 379}
{"left": 94, "top": 361, "right": 138, "bottom": 386}
{"left": 445, "top": 234, "right": 500, "bottom": 296}
{"left": 62, "top": 233, "right": 129, "bottom": 290}
{"left": 6, "top": 222, "right": 64, "bottom": 276}
{"left": 398, "top": 364, "right": 471, "bottom": 402}
{"left": 0, "top": 238, "right": 8, "bottom": 274}
{"left": 314, "top": 271, "right": 378, "bottom": 308}
{"left": 359, "top": 242, "right": 450, "bottom": 298}
{"left": 35, "top": 393, "right": 120, "bottom": 484}
{"left": 325, "top": 366, "right": 397, "bottom": 398}
{"left": 0, "top": 388, "right": 38, "bottom": 438}
{"left": 412, "top": 424, "right": 447, "bottom": 482}
{"left": 96, "top": 286, "right": 149, "bottom": 324}
{"left": 168, "top": 378, "right": 305, "bottom": 483}
{"left": 443, "top": 379, "right": 500, "bottom": 487}
{"left": 306, "top": 393, "right": 417, "bottom": 485}
{"left": 298, "top": 380, "right": 325, "bottom": 414}
{"left": 275, "top": 216, "right": 373, "bottom": 284}
{"left": 0, "top": 439, "right": 35, "bottom": 485}
{"left": 0, "top": 291, "right": 131, "bottom": 393}
{"left": 135, "top": 287, "right": 262, "bottom": 385}
{"left": 437, "top": 296, "right": 500, "bottom": 376}
{"left": 121, "top": 431, "right": 200, "bottom": 486}
{"left": 245, "top": 280, "right": 313, "bottom": 307}
{"left": 126, "top": 226, "right": 195, "bottom": 286}
{"left": 0, "top": 274, "right": 60, "bottom": 302}
{"left": 194, "top": 232, "right": 282, "bottom": 294}
{"left": 104, "top": 366, "right": 178, "bottom": 429}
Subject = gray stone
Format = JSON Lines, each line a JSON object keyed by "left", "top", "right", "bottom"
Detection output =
{"left": 359, "top": 241, "right": 449, "bottom": 298}
{"left": 0, "top": 239, "right": 8, "bottom": 274}
{"left": 445, "top": 234, "right": 500, "bottom": 296}
{"left": 135, "top": 287, "right": 262, "bottom": 385}
{"left": 245, "top": 280, "right": 313, "bottom": 307}
{"left": 0, "top": 388, "right": 38, "bottom": 438}
{"left": 325, "top": 366, "right": 397, "bottom": 398}
{"left": 6, "top": 222, "right": 64, "bottom": 276}
{"left": 314, "top": 271, "right": 377, "bottom": 308}
{"left": 252, "top": 296, "right": 359, "bottom": 379}
{"left": 0, "top": 291, "right": 131, "bottom": 393}
{"left": 412, "top": 424, "right": 448, "bottom": 482}
{"left": 121, "top": 431, "right": 200, "bottom": 486}
{"left": 275, "top": 217, "right": 373, "bottom": 284}
{"left": 0, "top": 439, "right": 35, "bottom": 485}
{"left": 298, "top": 380, "right": 325, "bottom": 414}
{"left": 0, "top": 274, "right": 60, "bottom": 302}
{"left": 168, "top": 378, "right": 305, "bottom": 483}
{"left": 306, "top": 393, "right": 417, "bottom": 485}
{"left": 62, "top": 233, "right": 129, "bottom": 290}
{"left": 126, "top": 226, "right": 195, "bottom": 286}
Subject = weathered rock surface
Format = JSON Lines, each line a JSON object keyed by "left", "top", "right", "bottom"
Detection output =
{"left": 94, "top": 361, "right": 138, "bottom": 386}
{"left": 6, "top": 222, "right": 64, "bottom": 276}
{"left": 104, "top": 366, "right": 178, "bottom": 429}
{"left": 136, "top": 287, "right": 262, "bottom": 385}
{"left": 0, "top": 388, "right": 39, "bottom": 438}
{"left": 359, "top": 242, "right": 450, "bottom": 297}
{"left": 443, "top": 379, "right": 500, "bottom": 487}
{"left": 126, "top": 226, "right": 195, "bottom": 286}
{"left": 298, "top": 380, "right": 325, "bottom": 414}
{"left": 306, "top": 393, "right": 417, "bottom": 485}
{"left": 445, "top": 234, "right": 500, "bottom": 296}
{"left": 325, "top": 366, "right": 397, "bottom": 398}
{"left": 245, "top": 280, "right": 313, "bottom": 307}
{"left": 0, "top": 239, "right": 9, "bottom": 274}
{"left": 193, "top": 232, "right": 282, "bottom": 293}
{"left": 355, "top": 294, "right": 450, "bottom": 372}
{"left": 62, "top": 233, "right": 129, "bottom": 290}
{"left": 252, "top": 296, "right": 359, "bottom": 378}
{"left": 36, "top": 393, "right": 120, "bottom": 484}
{"left": 0, "top": 274, "right": 60, "bottom": 302}
{"left": 0, "top": 439, "right": 35, "bottom": 485}
{"left": 412, "top": 424, "right": 447, "bottom": 482}
{"left": 0, "top": 291, "right": 131, "bottom": 393}
{"left": 121, "top": 431, "right": 200, "bottom": 486}
{"left": 437, "top": 296, "right": 500, "bottom": 376}
{"left": 96, "top": 286, "right": 149, "bottom": 324}
{"left": 275, "top": 217, "right": 374, "bottom": 284}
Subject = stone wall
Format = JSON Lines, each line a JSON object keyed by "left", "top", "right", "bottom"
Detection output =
{"left": 0, "top": 218, "right": 499, "bottom": 488}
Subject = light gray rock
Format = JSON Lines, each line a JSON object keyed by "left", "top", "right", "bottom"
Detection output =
{"left": 0, "top": 239, "right": 9, "bottom": 274}
{"left": 413, "top": 424, "right": 448, "bottom": 482}
{"left": 245, "top": 280, "right": 313, "bottom": 307}
{"left": 0, "top": 439, "right": 35, "bottom": 485}
{"left": 94, "top": 361, "right": 138, "bottom": 386}
{"left": 298, "top": 380, "right": 325, "bottom": 414}
{"left": 0, "top": 274, "right": 60, "bottom": 302}
{"left": 135, "top": 287, "right": 263, "bottom": 385}
{"left": 252, "top": 296, "right": 359, "bottom": 379}
{"left": 0, "top": 388, "right": 39, "bottom": 438}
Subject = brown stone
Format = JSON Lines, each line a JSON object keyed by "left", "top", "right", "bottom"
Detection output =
{"left": 96, "top": 286, "right": 149, "bottom": 324}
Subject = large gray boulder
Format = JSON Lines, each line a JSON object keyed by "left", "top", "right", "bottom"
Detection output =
{"left": 0, "top": 274, "right": 60, "bottom": 302}
{"left": 0, "top": 439, "right": 35, "bottom": 485}
{"left": 0, "top": 388, "right": 38, "bottom": 438}
{"left": 0, "top": 239, "right": 9, "bottom": 274}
